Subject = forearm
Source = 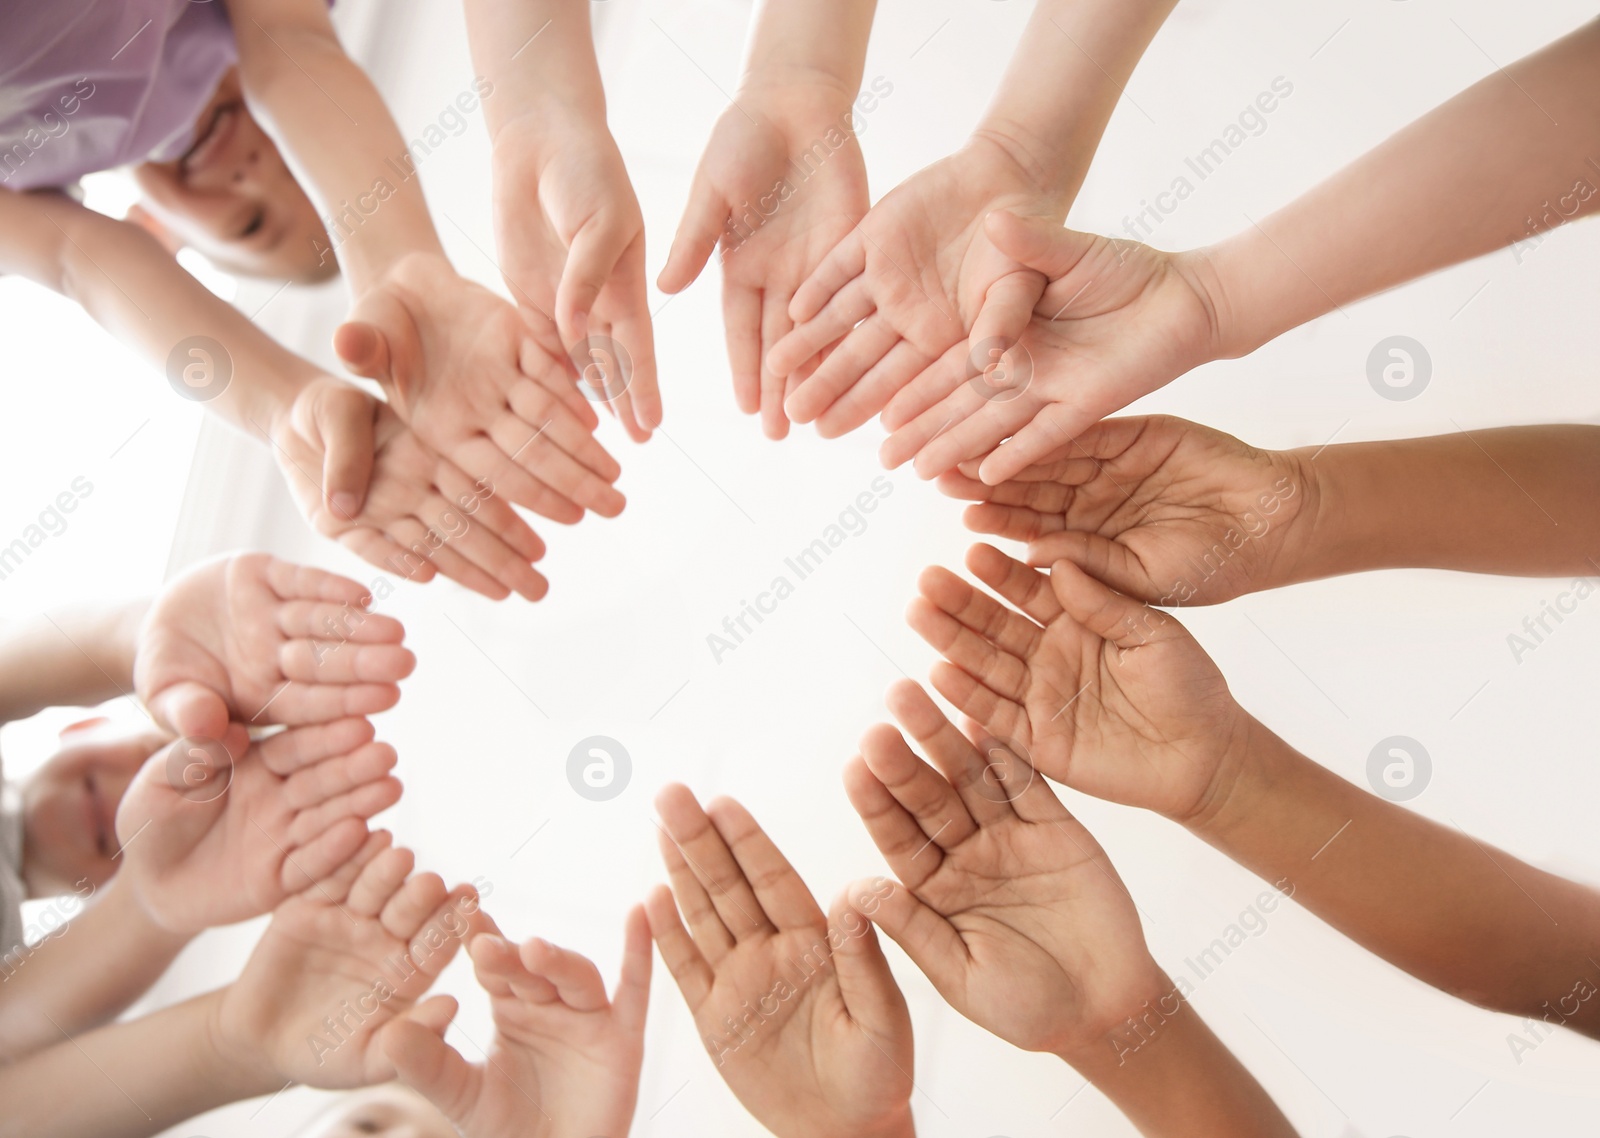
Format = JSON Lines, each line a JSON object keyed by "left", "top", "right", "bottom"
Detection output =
{"left": 0, "top": 601, "right": 146, "bottom": 723}
{"left": 0, "top": 876, "right": 192, "bottom": 1061}
{"left": 975, "top": 0, "right": 1177, "bottom": 207}
{"left": 738, "top": 0, "right": 878, "bottom": 101}
{"left": 1284, "top": 425, "right": 1600, "bottom": 582}
{"left": 227, "top": 0, "right": 447, "bottom": 291}
{"left": 0, "top": 989, "right": 275, "bottom": 1138}
{"left": 1064, "top": 981, "right": 1296, "bottom": 1137}
{"left": 1193, "top": 716, "right": 1600, "bottom": 1035}
{"left": 466, "top": 0, "right": 606, "bottom": 136}
{"left": 1208, "top": 16, "right": 1600, "bottom": 357}
{"left": 3, "top": 191, "right": 319, "bottom": 438}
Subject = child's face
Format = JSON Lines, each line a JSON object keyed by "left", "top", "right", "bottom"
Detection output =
{"left": 20, "top": 722, "right": 167, "bottom": 897}
{"left": 302, "top": 1085, "right": 457, "bottom": 1138}
{"left": 131, "top": 67, "right": 335, "bottom": 284}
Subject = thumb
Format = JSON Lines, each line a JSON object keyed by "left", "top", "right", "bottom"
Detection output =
{"left": 854, "top": 877, "right": 967, "bottom": 1001}
{"left": 1048, "top": 559, "right": 1170, "bottom": 652}
{"left": 657, "top": 175, "right": 726, "bottom": 294}
{"left": 310, "top": 382, "right": 377, "bottom": 520}
{"left": 145, "top": 680, "right": 229, "bottom": 741}
{"left": 382, "top": 997, "right": 476, "bottom": 1119}
{"left": 556, "top": 219, "right": 630, "bottom": 348}
{"left": 984, "top": 211, "right": 1099, "bottom": 280}
{"left": 828, "top": 885, "right": 910, "bottom": 1034}
{"left": 334, "top": 290, "right": 415, "bottom": 390}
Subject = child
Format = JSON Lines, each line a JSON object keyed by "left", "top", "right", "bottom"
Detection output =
{"left": 1, "top": 1, "right": 628, "bottom": 600}
{"left": 907, "top": 534, "right": 1600, "bottom": 1040}
{"left": 779, "top": 14, "right": 1600, "bottom": 480}
{"left": 0, "top": 551, "right": 409, "bottom": 1060}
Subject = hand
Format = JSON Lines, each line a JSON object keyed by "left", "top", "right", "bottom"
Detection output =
{"left": 881, "top": 213, "right": 1226, "bottom": 482}
{"left": 384, "top": 908, "right": 652, "bottom": 1138}
{"left": 844, "top": 680, "right": 1166, "bottom": 1058}
{"left": 214, "top": 835, "right": 474, "bottom": 1088}
{"left": 334, "top": 254, "right": 626, "bottom": 522}
{"left": 645, "top": 785, "right": 914, "bottom": 1138}
{"left": 658, "top": 82, "right": 870, "bottom": 439}
{"left": 135, "top": 551, "right": 415, "bottom": 740}
{"left": 492, "top": 116, "right": 661, "bottom": 441}
{"left": 907, "top": 545, "right": 1249, "bottom": 822}
{"left": 115, "top": 719, "right": 402, "bottom": 934}
{"left": 939, "top": 415, "right": 1316, "bottom": 606}
{"left": 273, "top": 394, "right": 552, "bottom": 602}
{"left": 766, "top": 135, "right": 1064, "bottom": 441}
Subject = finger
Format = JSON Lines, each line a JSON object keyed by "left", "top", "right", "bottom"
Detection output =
{"left": 612, "top": 903, "right": 654, "bottom": 1034}
{"left": 967, "top": 543, "right": 1064, "bottom": 624}
{"left": 285, "top": 774, "right": 403, "bottom": 845}
{"left": 904, "top": 596, "right": 1029, "bottom": 704}
{"left": 250, "top": 677, "right": 403, "bottom": 725}
{"left": 1049, "top": 559, "right": 1175, "bottom": 652}
{"left": 600, "top": 259, "right": 661, "bottom": 433}
{"left": 788, "top": 232, "right": 867, "bottom": 323}
{"left": 784, "top": 313, "right": 899, "bottom": 424}
{"left": 961, "top": 502, "right": 1054, "bottom": 543}
{"left": 968, "top": 267, "right": 1044, "bottom": 362}
{"left": 519, "top": 937, "right": 608, "bottom": 1011}
{"left": 383, "top": 873, "right": 457, "bottom": 943}
{"left": 768, "top": 275, "right": 873, "bottom": 380}
{"left": 658, "top": 177, "right": 726, "bottom": 294}
{"left": 470, "top": 931, "right": 556, "bottom": 1002}
{"left": 857, "top": 704, "right": 979, "bottom": 857}
{"left": 386, "top": 514, "right": 513, "bottom": 601}
{"left": 557, "top": 217, "right": 632, "bottom": 349}
{"left": 1026, "top": 531, "right": 1160, "bottom": 602}
{"left": 347, "top": 844, "right": 416, "bottom": 917}
{"left": 926, "top": 660, "right": 1027, "bottom": 748}
{"left": 981, "top": 403, "right": 1105, "bottom": 486}
{"left": 310, "top": 827, "right": 394, "bottom": 901}
{"left": 917, "top": 564, "right": 1043, "bottom": 659}
{"left": 382, "top": 1005, "right": 476, "bottom": 1124}
{"left": 521, "top": 333, "right": 602, "bottom": 430}
{"left": 276, "top": 601, "right": 406, "bottom": 645}
{"left": 704, "top": 796, "right": 825, "bottom": 932}
{"left": 885, "top": 679, "right": 1014, "bottom": 826}
{"left": 863, "top": 877, "right": 969, "bottom": 1001}
{"left": 494, "top": 404, "right": 625, "bottom": 515}
{"left": 983, "top": 211, "right": 1099, "bottom": 279}
{"left": 879, "top": 342, "right": 967, "bottom": 433}
{"left": 283, "top": 740, "right": 398, "bottom": 807}
{"left": 145, "top": 681, "right": 229, "bottom": 741}
{"left": 654, "top": 784, "right": 771, "bottom": 942}
{"left": 315, "top": 381, "right": 378, "bottom": 521}
{"left": 913, "top": 392, "right": 1038, "bottom": 482}
{"left": 828, "top": 885, "right": 911, "bottom": 1036}
{"left": 814, "top": 339, "right": 928, "bottom": 440}
{"left": 654, "top": 819, "right": 734, "bottom": 965}
{"left": 758, "top": 289, "right": 793, "bottom": 440}
{"left": 341, "top": 527, "right": 438, "bottom": 585}
{"left": 643, "top": 882, "right": 714, "bottom": 1009}
{"left": 279, "top": 636, "right": 417, "bottom": 684}
{"left": 278, "top": 815, "right": 371, "bottom": 896}
{"left": 723, "top": 281, "right": 764, "bottom": 417}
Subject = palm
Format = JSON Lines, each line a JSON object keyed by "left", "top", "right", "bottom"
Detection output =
{"left": 955, "top": 416, "right": 1311, "bottom": 605}
{"left": 275, "top": 401, "right": 548, "bottom": 603}
{"left": 775, "top": 137, "right": 1056, "bottom": 435}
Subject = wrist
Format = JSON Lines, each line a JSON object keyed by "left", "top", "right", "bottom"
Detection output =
{"left": 1183, "top": 714, "right": 1295, "bottom": 848}
{"left": 736, "top": 64, "right": 859, "bottom": 109}
{"left": 834, "top": 1106, "right": 916, "bottom": 1138}
{"left": 953, "top": 130, "right": 1075, "bottom": 218}
{"left": 196, "top": 988, "right": 285, "bottom": 1100}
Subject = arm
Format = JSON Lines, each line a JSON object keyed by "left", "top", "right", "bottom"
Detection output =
{"left": 1209, "top": 16, "right": 1600, "bottom": 359}
{"left": 0, "top": 602, "right": 143, "bottom": 725}
{"left": 1193, "top": 718, "right": 1600, "bottom": 1037}
{"left": 0, "top": 989, "right": 275, "bottom": 1138}
{"left": 0, "top": 875, "right": 191, "bottom": 1063}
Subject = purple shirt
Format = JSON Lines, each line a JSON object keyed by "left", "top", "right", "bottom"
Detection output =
{"left": 0, "top": 0, "right": 237, "bottom": 190}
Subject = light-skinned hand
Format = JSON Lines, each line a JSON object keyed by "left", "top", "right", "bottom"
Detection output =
{"left": 843, "top": 680, "right": 1167, "bottom": 1058}
{"left": 907, "top": 545, "right": 1249, "bottom": 822}
{"left": 213, "top": 834, "right": 475, "bottom": 1088}
{"left": 645, "top": 784, "right": 915, "bottom": 1138}
{"left": 135, "top": 552, "right": 415, "bottom": 741}
{"left": 115, "top": 718, "right": 402, "bottom": 934}
{"left": 881, "top": 213, "right": 1226, "bottom": 483}
{"left": 658, "top": 81, "right": 870, "bottom": 439}
{"left": 384, "top": 907, "right": 652, "bottom": 1138}
{"left": 273, "top": 397, "right": 551, "bottom": 602}
{"left": 939, "top": 415, "right": 1315, "bottom": 606}
{"left": 491, "top": 117, "right": 660, "bottom": 441}
{"left": 333, "top": 254, "right": 626, "bottom": 522}
{"left": 766, "top": 137, "right": 1062, "bottom": 442}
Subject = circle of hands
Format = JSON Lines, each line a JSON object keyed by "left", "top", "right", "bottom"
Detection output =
{"left": 107, "top": 44, "right": 1334, "bottom": 1138}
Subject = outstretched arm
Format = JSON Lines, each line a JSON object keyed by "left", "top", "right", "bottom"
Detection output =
{"left": 0, "top": 602, "right": 144, "bottom": 725}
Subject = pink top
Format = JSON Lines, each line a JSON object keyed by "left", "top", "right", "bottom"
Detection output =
{"left": 0, "top": 0, "right": 237, "bottom": 190}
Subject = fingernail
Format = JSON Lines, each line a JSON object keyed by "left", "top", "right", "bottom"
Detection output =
{"left": 330, "top": 492, "right": 360, "bottom": 520}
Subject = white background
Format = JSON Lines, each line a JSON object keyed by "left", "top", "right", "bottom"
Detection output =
{"left": 3, "top": 0, "right": 1599, "bottom": 1134}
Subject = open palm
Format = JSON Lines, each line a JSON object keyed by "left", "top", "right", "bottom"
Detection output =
{"left": 658, "top": 84, "right": 870, "bottom": 439}
{"left": 646, "top": 785, "right": 913, "bottom": 1138}
{"left": 769, "top": 138, "right": 1062, "bottom": 441}
{"left": 845, "top": 681, "right": 1164, "bottom": 1055}
{"left": 908, "top": 545, "right": 1247, "bottom": 821}
{"left": 941, "top": 415, "right": 1314, "bottom": 606}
